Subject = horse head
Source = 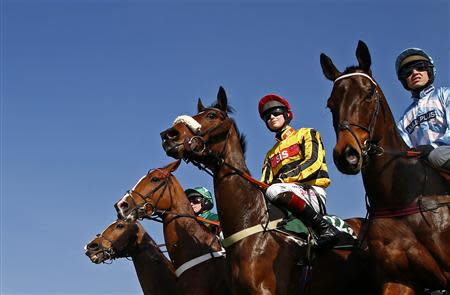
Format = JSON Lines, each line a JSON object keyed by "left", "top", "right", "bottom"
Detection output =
{"left": 320, "top": 40, "right": 393, "bottom": 174}
{"left": 85, "top": 219, "right": 141, "bottom": 264}
{"left": 160, "top": 86, "right": 245, "bottom": 169}
{"left": 114, "top": 160, "right": 184, "bottom": 221}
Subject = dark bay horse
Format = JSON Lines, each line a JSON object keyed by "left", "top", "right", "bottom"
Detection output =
{"left": 320, "top": 40, "right": 450, "bottom": 294}
{"left": 160, "top": 87, "right": 375, "bottom": 294}
{"left": 85, "top": 219, "right": 179, "bottom": 295}
{"left": 114, "top": 161, "right": 231, "bottom": 295}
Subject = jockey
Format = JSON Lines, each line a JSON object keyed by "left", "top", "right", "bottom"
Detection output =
{"left": 185, "top": 187, "right": 220, "bottom": 234}
{"left": 258, "top": 94, "right": 340, "bottom": 249}
{"left": 395, "top": 48, "right": 450, "bottom": 172}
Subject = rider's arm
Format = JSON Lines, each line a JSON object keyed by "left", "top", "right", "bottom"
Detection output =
{"left": 260, "top": 156, "right": 273, "bottom": 184}
{"left": 434, "top": 87, "right": 450, "bottom": 147}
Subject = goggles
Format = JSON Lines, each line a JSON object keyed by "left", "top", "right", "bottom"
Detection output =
{"left": 262, "top": 107, "right": 286, "bottom": 122}
{"left": 398, "top": 61, "right": 431, "bottom": 79}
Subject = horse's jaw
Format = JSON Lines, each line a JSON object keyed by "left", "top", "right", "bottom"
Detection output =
{"left": 162, "top": 141, "right": 184, "bottom": 159}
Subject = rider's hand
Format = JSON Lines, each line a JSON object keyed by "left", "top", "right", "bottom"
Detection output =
{"left": 271, "top": 178, "right": 283, "bottom": 184}
{"left": 413, "top": 145, "right": 434, "bottom": 157}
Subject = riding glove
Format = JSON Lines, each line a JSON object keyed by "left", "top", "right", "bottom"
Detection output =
{"left": 413, "top": 144, "right": 434, "bottom": 157}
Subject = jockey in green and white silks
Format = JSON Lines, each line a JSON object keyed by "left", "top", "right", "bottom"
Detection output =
{"left": 185, "top": 187, "right": 220, "bottom": 234}
{"left": 395, "top": 48, "right": 450, "bottom": 171}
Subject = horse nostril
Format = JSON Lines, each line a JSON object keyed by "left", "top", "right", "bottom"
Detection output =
{"left": 344, "top": 146, "right": 360, "bottom": 165}
{"left": 88, "top": 243, "right": 99, "bottom": 250}
{"left": 119, "top": 202, "right": 129, "bottom": 210}
{"left": 162, "top": 127, "right": 180, "bottom": 141}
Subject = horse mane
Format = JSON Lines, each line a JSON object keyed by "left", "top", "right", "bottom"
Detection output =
{"left": 208, "top": 102, "right": 247, "bottom": 158}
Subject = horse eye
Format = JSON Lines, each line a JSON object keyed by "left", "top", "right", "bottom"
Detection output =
{"left": 207, "top": 112, "right": 217, "bottom": 119}
{"left": 116, "top": 223, "right": 125, "bottom": 229}
{"left": 151, "top": 177, "right": 160, "bottom": 182}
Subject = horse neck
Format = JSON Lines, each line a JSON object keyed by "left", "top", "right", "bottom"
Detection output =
{"left": 130, "top": 229, "right": 178, "bottom": 295}
{"left": 362, "top": 91, "right": 439, "bottom": 207}
{"left": 161, "top": 186, "right": 221, "bottom": 269}
{"left": 213, "top": 126, "right": 268, "bottom": 238}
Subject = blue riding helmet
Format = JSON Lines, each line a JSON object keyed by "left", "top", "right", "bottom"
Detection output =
{"left": 395, "top": 48, "right": 436, "bottom": 89}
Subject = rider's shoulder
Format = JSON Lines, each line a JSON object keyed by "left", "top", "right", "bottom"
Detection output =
{"left": 296, "top": 127, "right": 322, "bottom": 137}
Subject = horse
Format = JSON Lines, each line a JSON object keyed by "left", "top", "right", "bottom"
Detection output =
{"left": 114, "top": 160, "right": 231, "bottom": 295}
{"left": 84, "top": 219, "right": 179, "bottom": 295}
{"left": 320, "top": 40, "right": 450, "bottom": 294}
{"left": 160, "top": 87, "right": 376, "bottom": 294}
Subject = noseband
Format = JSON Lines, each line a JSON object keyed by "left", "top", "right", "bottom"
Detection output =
{"left": 88, "top": 233, "right": 118, "bottom": 263}
{"left": 181, "top": 109, "right": 232, "bottom": 168}
{"left": 333, "top": 73, "right": 384, "bottom": 163}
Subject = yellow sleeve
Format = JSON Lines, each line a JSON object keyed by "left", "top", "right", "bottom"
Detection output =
{"left": 260, "top": 155, "right": 273, "bottom": 184}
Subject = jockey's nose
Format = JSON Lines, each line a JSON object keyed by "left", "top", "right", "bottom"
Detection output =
{"left": 161, "top": 127, "right": 180, "bottom": 142}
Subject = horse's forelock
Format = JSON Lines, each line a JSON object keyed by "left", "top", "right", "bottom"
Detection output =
{"left": 209, "top": 102, "right": 235, "bottom": 114}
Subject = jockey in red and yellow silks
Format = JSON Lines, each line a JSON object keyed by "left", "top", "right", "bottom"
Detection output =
{"left": 261, "top": 125, "right": 330, "bottom": 188}
{"left": 258, "top": 94, "right": 340, "bottom": 249}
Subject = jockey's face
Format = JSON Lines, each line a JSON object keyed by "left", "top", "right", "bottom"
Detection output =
{"left": 267, "top": 113, "right": 286, "bottom": 131}
{"left": 405, "top": 67, "right": 430, "bottom": 90}
{"left": 189, "top": 196, "right": 203, "bottom": 214}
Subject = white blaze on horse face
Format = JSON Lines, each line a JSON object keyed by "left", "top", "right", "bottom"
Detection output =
{"left": 173, "top": 115, "right": 201, "bottom": 134}
{"left": 116, "top": 174, "right": 147, "bottom": 219}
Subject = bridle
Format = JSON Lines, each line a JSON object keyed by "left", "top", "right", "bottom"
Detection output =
{"left": 87, "top": 231, "right": 120, "bottom": 264}
{"left": 181, "top": 108, "right": 233, "bottom": 172}
{"left": 122, "top": 169, "right": 173, "bottom": 221}
{"left": 121, "top": 169, "right": 201, "bottom": 224}
{"left": 333, "top": 72, "right": 384, "bottom": 164}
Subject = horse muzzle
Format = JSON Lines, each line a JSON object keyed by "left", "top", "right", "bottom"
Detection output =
{"left": 333, "top": 145, "right": 362, "bottom": 175}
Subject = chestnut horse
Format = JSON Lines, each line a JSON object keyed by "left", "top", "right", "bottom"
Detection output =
{"left": 320, "top": 40, "right": 450, "bottom": 294}
{"left": 85, "top": 219, "right": 179, "bottom": 295}
{"left": 114, "top": 161, "right": 231, "bottom": 295}
{"left": 160, "top": 87, "right": 375, "bottom": 294}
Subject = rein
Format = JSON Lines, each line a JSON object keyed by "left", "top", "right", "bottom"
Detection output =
{"left": 333, "top": 72, "right": 427, "bottom": 163}
{"left": 334, "top": 73, "right": 383, "bottom": 163}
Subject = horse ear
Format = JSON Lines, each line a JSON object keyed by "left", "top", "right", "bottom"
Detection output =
{"left": 164, "top": 160, "right": 181, "bottom": 173}
{"left": 197, "top": 98, "right": 205, "bottom": 112}
{"left": 320, "top": 53, "right": 341, "bottom": 81}
{"left": 356, "top": 40, "right": 372, "bottom": 73}
{"left": 216, "top": 86, "right": 228, "bottom": 112}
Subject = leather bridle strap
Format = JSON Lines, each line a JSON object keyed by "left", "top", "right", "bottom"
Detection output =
{"left": 334, "top": 72, "right": 382, "bottom": 158}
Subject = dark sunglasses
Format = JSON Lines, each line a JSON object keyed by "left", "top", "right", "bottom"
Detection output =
{"left": 188, "top": 196, "right": 203, "bottom": 204}
{"left": 262, "top": 107, "right": 285, "bottom": 122}
{"left": 398, "top": 61, "right": 430, "bottom": 79}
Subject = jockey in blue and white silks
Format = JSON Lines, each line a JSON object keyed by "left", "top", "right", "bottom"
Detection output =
{"left": 397, "top": 85, "right": 450, "bottom": 148}
{"left": 395, "top": 47, "right": 450, "bottom": 171}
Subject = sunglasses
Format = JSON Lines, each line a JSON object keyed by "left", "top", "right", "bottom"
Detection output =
{"left": 262, "top": 107, "right": 285, "bottom": 122}
{"left": 398, "top": 61, "right": 430, "bottom": 79}
{"left": 188, "top": 196, "right": 203, "bottom": 204}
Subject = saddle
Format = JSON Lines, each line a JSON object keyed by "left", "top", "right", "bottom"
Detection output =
{"left": 267, "top": 203, "right": 357, "bottom": 249}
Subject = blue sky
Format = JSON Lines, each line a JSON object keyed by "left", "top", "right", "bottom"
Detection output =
{"left": 2, "top": 0, "right": 449, "bottom": 294}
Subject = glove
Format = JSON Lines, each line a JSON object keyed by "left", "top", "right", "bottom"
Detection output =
{"left": 413, "top": 145, "right": 434, "bottom": 157}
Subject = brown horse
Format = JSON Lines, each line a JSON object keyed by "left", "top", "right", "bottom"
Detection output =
{"left": 114, "top": 161, "right": 231, "bottom": 295}
{"left": 84, "top": 219, "right": 179, "bottom": 295}
{"left": 160, "top": 87, "right": 375, "bottom": 294}
{"left": 320, "top": 40, "right": 450, "bottom": 294}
